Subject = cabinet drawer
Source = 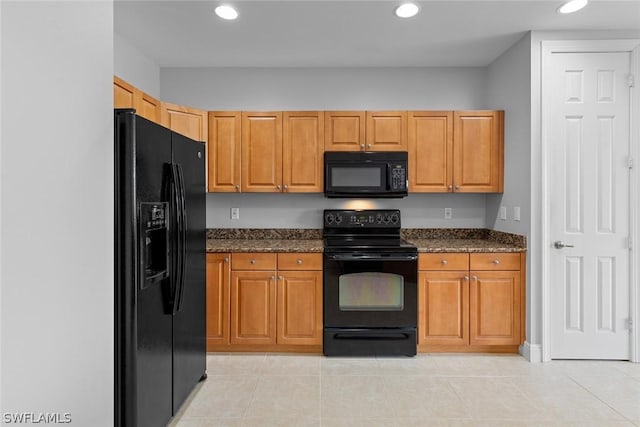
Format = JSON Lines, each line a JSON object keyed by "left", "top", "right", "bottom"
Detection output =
{"left": 470, "top": 253, "right": 521, "bottom": 271}
{"left": 231, "top": 253, "right": 277, "bottom": 270}
{"left": 278, "top": 253, "right": 322, "bottom": 271}
{"left": 419, "top": 253, "right": 469, "bottom": 271}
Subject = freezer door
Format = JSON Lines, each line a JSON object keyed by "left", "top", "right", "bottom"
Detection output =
{"left": 115, "top": 110, "right": 174, "bottom": 427}
{"left": 171, "top": 132, "right": 207, "bottom": 414}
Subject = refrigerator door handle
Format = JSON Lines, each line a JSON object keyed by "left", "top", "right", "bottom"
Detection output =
{"left": 169, "top": 162, "right": 183, "bottom": 314}
{"left": 175, "top": 163, "right": 187, "bottom": 313}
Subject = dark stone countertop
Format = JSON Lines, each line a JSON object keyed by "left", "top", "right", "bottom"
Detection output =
{"left": 206, "top": 228, "right": 526, "bottom": 254}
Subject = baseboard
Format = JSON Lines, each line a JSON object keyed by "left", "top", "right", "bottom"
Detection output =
{"left": 520, "top": 341, "right": 542, "bottom": 362}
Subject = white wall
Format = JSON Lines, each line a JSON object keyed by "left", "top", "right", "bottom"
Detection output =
{"left": 163, "top": 66, "right": 493, "bottom": 229}
{"left": 207, "top": 193, "right": 487, "bottom": 229}
{"left": 485, "top": 33, "right": 534, "bottom": 356}
{"left": 160, "top": 67, "right": 488, "bottom": 110}
{"left": 1, "top": 2, "right": 113, "bottom": 424}
{"left": 114, "top": 32, "right": 161, "bottom": 98}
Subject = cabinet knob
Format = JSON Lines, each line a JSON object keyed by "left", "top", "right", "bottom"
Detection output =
{"left": 224, "top": 257, "right": 229, "bottom": 263}
{"left": 441, "top": 259, "right": 448, "bottom": 265}
{"left": 360, "top": 144, "right": 365, "bottom": 149}
{"left": 448, "top": 185, "right": 453, "bottom": 191}
{"left": 278, "top": 275, "right": 283, "bottom": 280}
{"left": 492, "top": 259, "right": 500, "bottom": 265}
{"left": 235, "top": 184, "right": 240, "bottom": 192}
{"left": 284, "top": 184, "right": 289, "bottom": 190}
{"left": 455, "top": 185, "right": 460, "bottom": 190}
{"left": 367, "top": 144, "right": 372, "bottom": 148}
{"left": 297, "top": 259, "right": 303, "bottom": 265}
{"left": 464, "top": 276, "right": 469, "bottom": 281}
{"left": 472, "top": 275, "right": 478, "bottom": 281}
{"left": 271, "top": 275, "right": 275, "bottom": 280}
{"left": 276, "top": 185, "right": 281, "bottom": 190}
{"left": 250, "top": 259, "right": 256, "bottom": 265}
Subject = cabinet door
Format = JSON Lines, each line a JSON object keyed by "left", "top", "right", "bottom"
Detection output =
{"left": 452, "top": 111, "right": 504, "bottom": 193}
{"left": 161, "top": 102, "right": 208, "bottom": 143}
{"left": 208, "top": 111, "right": 241, "bottom": 192}
{"left": 277, "top": 271, "right": 322, "bottom": 345}
{"left": 366, "top": 111, "right": 407, "bottom": 151}
{"left": 408, "top": 111, "right": 453, "bottom": 192}
{"left": 230, "top": 271, "right": 276, "bottom": 345}
{"left": 241, "top": 112, "right": 283, "bottom": 192}
{"left": 206, "top": 254, "right": 230, "bottom": 349}
{"left": 469, "top": 271, "right": 520, "bottom": 345}
{"left": 283, "top": 111, "right": 324, "bottom": 192}
{"left": 324, "top": 111, "right": 366, "bottom": 151}
{"left": 113, "top": 76, "right": 135, "bottom": 108}
{"left": 134, "top": 90, "right": 161, "bottom": 124}
{"left": 418, "top": 271, "right": 469, "bottom": 348}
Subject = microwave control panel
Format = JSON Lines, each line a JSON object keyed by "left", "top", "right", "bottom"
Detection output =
{"left": 390, "top": 165, "right": 407, "bottom": 190}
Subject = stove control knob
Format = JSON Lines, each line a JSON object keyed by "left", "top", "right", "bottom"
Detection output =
{"left": 390, "top": 213, "right": 399, "bottom": 224}
{"left": 376, "top": 214, "right": 383, "bottom": 224}
{"left": 325, "top": 213, "right": 334, "bottom": 224}
{"left": 335, "top": 214, "right": 343, "bottom": 225}
{"left": 383, "top": 214, "right": 391, "bottom": 224}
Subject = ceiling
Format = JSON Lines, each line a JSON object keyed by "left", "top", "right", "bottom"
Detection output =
{"left": 114, "top": 0, "right": 640, "bottom": 67}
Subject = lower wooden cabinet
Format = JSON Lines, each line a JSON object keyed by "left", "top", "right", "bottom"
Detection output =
{"left": 418, "top": 252, "right": 525, "bottom": 353}
{"left": 206, "top": 252, "right": 322, "bottom": 352}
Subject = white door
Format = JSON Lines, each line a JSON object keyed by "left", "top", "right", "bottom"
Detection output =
{"left": 547, "top": 51, "right": 632, "bottom": 359}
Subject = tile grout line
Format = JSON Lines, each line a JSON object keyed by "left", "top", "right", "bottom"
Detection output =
{"left": 567, "top": 373, "right": 634, "bottom": 424}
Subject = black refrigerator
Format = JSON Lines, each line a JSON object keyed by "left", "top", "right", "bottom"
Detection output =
{"left": 114, "top": 109, "right": 206, "bottom": 427}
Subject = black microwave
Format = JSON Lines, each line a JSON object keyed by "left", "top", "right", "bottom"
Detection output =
{"left": 324, "top": 151, "right": 408, "bottom": 198}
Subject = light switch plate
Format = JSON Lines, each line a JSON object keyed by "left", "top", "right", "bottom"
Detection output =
{"left": 499, "top": 206, "right": 507, "bottom": 220}
{"left": 444, "top": 208, "right": 452, "bottom": 219}
{"left": 514, "top": 206, "right": 521, "bottom": 221}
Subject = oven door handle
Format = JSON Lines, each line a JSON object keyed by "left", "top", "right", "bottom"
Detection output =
{"left": 326, "top": 253, "right": 418, "bottom": 261}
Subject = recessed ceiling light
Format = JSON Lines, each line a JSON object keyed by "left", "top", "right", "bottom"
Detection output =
{"left": 557, "top": 0, "right": 588, "bottom": 14}
{"left": 395, "top": 2, "right": 420, "bottom": 18}
{"left": 215, "top": 5, "right": 238, "bottom": 20}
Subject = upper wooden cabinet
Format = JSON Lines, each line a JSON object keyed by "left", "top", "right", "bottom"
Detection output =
{"left": 241, "top": 112, "right": 283, "bottom": 192}
{"left": 453, "top": 110, "right": 504, "bottom": 193}
{"left": 408, "top": 110, "right": 503, "bottom": 193}
{"left": 113, "top": 76, "right": 161, "bottom": 124}
{"left": 324, "top": 111, "right": 366, "bottom": 151}
{"left": 161, "top": 102, "right": 208, "bottom": 143}
{"left": 208, "top": 111, "right": 242, "bottom": 193}
{"left": 408, "top": 111, "right": 454, "bottom": 192}
{"left": 366, "top": 111, "right": 407, "bottom": 151}
{"left": 325, "top": 111, "right": 407, "bottom": 152}
{"left": 283, "top": 111, "right": 324, "bottom": 192}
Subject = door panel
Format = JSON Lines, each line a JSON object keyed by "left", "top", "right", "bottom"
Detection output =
{"left": 547, "top": 51, "right": 631, "bottom": 359}
{"left": 230, "top": 271, "right": 276, "bottom": 344}
{"left": 277, "top": 271, "right": 322, "bottom": 345}
{"left": 283, "top": 111, "right": 324, "bottom": 192}
{"left": 241, "top": 112, "right": 282, "bottom": 192}
{"left": 408, "top": 111, "right": 453, "bottom": 192}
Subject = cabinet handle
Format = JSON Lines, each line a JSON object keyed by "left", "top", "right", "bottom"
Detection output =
{"left": 492, "top": 259, "right": 500, "bottom": 265}
{"left": 297, "top": 259, "right": 303, "bottom": 265}
{"left": 224, "top": 257, "right": 229, "bottom": 263}
{"left": 441, "top": 259, "right": 448, "bottom": 265}
{"left": 250, "top": 259, "right": 256, "bottom": 265}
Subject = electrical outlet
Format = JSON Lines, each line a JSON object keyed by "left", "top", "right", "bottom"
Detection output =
{"left": 499, "top": 206, "right": 507, "bottom": 220}
{"left": 514, "top": 206, "right": 521, "bottom": 221}
{"left": 444, "top": 208, "right": 452, "bottom": 219}
{"left": 230, "top": 207, "right": 240, "bottom": 220}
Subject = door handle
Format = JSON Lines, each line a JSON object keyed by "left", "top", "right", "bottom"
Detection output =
{"left": 554, "top": 241, "right": 574, "bottom": 249}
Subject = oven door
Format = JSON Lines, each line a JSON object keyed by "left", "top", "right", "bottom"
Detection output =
{"left": 323, "top": 251, "right": 418, "bottom": 328}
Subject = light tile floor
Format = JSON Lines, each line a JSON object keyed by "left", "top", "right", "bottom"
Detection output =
{"left": 170, "top": 353, "right": 640, "bottom": 427}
